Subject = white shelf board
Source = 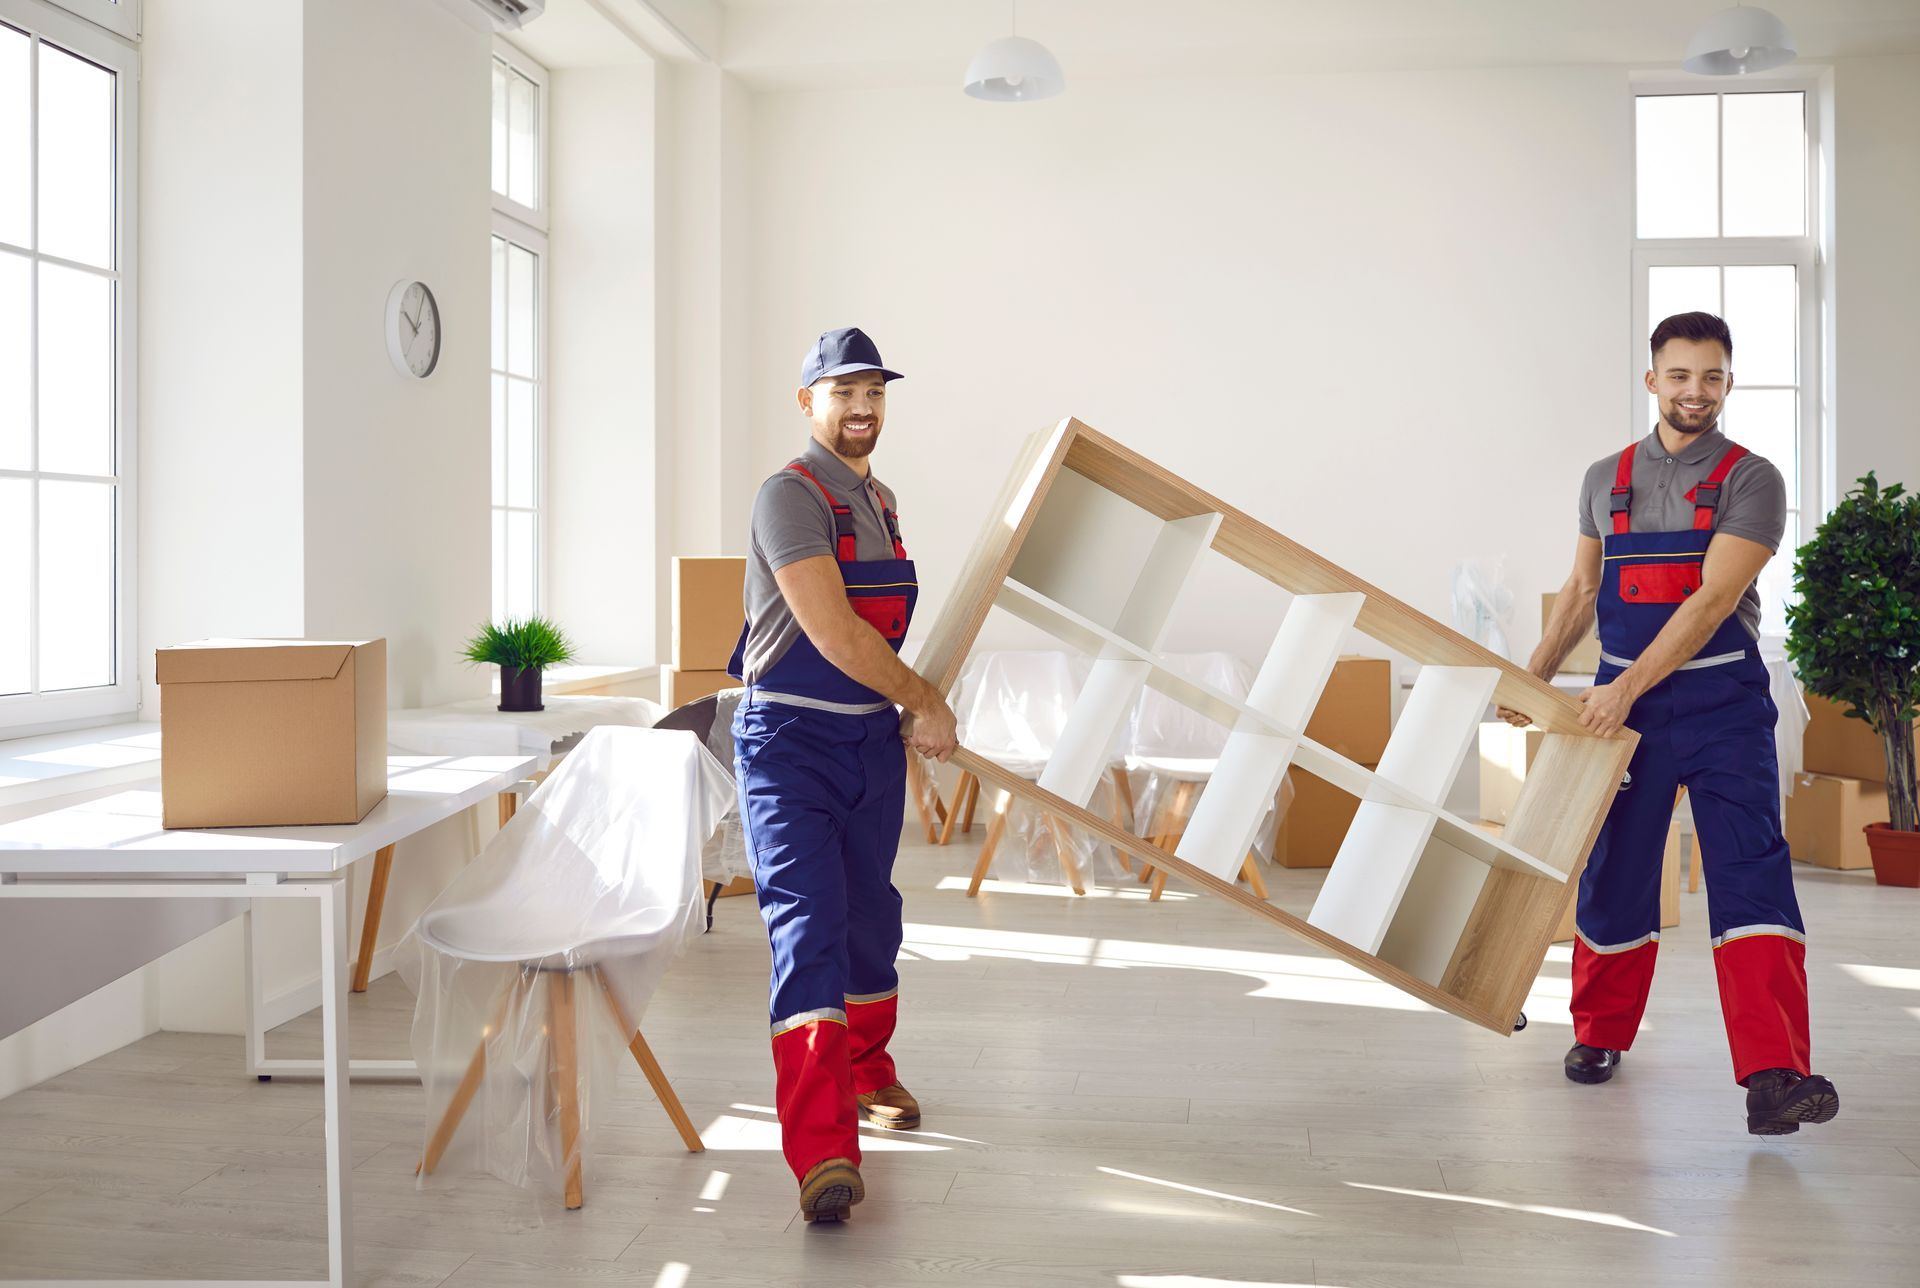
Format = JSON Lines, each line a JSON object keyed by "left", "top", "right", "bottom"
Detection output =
{"left": 996, "top": 579, "right": 1566, "bottom": 884}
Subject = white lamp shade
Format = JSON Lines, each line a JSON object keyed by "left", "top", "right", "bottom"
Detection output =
{"left": 1683, "top": 5, "right": 1798, "bottom": 75}
{"left": 963, "top": 35, "right": 1065, "bottom": 101}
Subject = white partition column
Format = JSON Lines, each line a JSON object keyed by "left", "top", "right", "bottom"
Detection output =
{"left": 1308, "top": 665, "right": 1500, "bottom": 952}
{"left": 1035, "top": 512, "right": 1221, "bottom": 808}
{"left": 1172, "top": 593, "right": 1363, "bottom": 880}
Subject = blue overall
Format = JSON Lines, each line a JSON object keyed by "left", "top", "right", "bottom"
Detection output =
{"left": 1572, "top": 440, "right": 1811, "bottom": 1084}
{"left": 727, "top": 460, "right": 917, "bottom": 1178}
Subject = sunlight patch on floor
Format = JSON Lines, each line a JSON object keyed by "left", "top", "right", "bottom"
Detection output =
{"left": 1345, "top": 1181, "right": 1676, "bottom": 1235}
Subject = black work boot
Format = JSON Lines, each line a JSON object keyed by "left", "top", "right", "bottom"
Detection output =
{"left": 1745, "top": 1069, "right": 1840, "bottom": 1136}
{"left": 1564, "top": 1042, "right": 1621, "bottom": 1084}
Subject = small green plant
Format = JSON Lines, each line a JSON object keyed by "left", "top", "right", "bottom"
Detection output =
{"left": 1786, "top": 472, "right": 1920, "bottom": 833}
{"left": 460, "top": 616, "right": 576, "bottom": 673}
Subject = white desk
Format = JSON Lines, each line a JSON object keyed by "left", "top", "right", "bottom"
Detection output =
{"left": 0, "top": 751, "right": 538, "bottom": 1288}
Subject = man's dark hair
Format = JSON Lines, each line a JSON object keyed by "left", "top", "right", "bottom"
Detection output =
{"left": 1650, "top": 311, "right": 1733, "bottom": 365}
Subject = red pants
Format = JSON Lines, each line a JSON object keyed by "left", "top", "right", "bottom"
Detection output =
{"left": 769, "top": 993, "right": 899, "bottom": 1179}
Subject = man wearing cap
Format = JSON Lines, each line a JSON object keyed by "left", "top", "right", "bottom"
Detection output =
{"left": 726, "top": 327, "right": 959, "bottom": 1223}
{"left": 1507, "top": 311, "right": 1838, "bottom": 1135}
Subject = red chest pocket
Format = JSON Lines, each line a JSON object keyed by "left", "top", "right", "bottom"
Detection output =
{"left": 1619, "top": 562, "right": 1702, "bottom": 604}
{"left": 849, "top": 594, "right": 909, "bottom": 640}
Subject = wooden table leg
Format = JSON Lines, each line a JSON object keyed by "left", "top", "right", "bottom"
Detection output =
{"left": 498, "top": 790, "right": 518, "bottom": 828}
{"left": 1239, "top": 851, "right": 1269, "bottom": 900}
{"left": 546, "top": 971, "right": 585, "bottom": 1211}
{"left": 967, "top": 792, "right": 1013, "bottom": 896}
{"left": 940, "top": 771, "right": 976, "bottom": 845}
{"left": 351, "top": 844, "right": 396, "bottom": 994}
{"left": 1045, "top": 814, "right": 1087, "bottom": 896}
{"left": 418, "top": 974, "right": 519, "bottom": 1177}
{"left": 592, "top": 965, "right": 704, "bottom": 1152}
{"left": 960, "top": 775, "right": 980, "bottom": 833}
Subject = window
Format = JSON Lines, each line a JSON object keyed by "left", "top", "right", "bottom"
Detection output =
{"left": 490, "top": 41, "right": 546, "bottom": 623}
{"left": 1632, "top": 86, "right": 1819, "bottom": 637}
{"left": 0, "top": 0, "right": 137, "bottom": 732}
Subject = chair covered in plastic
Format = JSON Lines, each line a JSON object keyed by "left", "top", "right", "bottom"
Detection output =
{"left": 402, "top": 725, "right": 734, "bottom": 1209}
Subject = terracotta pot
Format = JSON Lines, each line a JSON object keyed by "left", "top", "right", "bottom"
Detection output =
{"left": 1863, "top": 822, "right": 1920, "bottom": 887}
{"left": 498, "top": 665, "right": 544, "bottom": 713}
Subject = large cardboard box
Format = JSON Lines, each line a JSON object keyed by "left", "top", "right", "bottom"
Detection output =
{"left": 672, "top": 557, "right": 747, "bottom": 672}
{"left": 1304, "top": 656, "right": 1393, "bottom": 764}
{"left": 1785, "top": 772, "right": 1884, "bottom": 870}
{"left": 662, "top": 666, "right": 738, "bottom": 710}
{"left": 1478, "top": 721, "right": 1544, "bottom": 825}
{"left": 1801, "top": 692, "right": 1909, "bottom": 784}
{"left": 157, "top": 639, "right": 387, "bottom": 829}
{"left": 1542, "top": 592, "right": 1603, "bottom": 674}
{"left": 1273, "top": 767, "right": 1366, "bottom": 869}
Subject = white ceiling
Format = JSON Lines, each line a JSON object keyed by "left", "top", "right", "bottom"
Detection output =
{"left": 513, "top": 0, "right": 1920, "bottom": 83}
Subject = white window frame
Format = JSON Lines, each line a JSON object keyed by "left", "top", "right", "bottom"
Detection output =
{"left": 490, "top": 36, "right": 548, "bottom": 621}
{"left": 0, "top": 0, "right": 139, "bottom": 735}
{"left": 1628, "top": 76, "right": 1824, "bottom": 640}
{"left": 37, "top": 0, "right": 135, "bottom": 40}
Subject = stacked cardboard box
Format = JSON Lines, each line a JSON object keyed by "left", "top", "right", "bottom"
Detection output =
{"left": 1273, "top": 657, "right": 1392, "bottom": 868}
{"left": 1786, "top": 692, "right": 1906, "bottom": 869}
{"left": 1542, "top": 592, "right": 1603, "bottom": 675}
{"left": 1477, "top": 722, "right": 1541, "bottom": 826}
{"left": 663, "top": 557, "right": 746, "bottom": 709}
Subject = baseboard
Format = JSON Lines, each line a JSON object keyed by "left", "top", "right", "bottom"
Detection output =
{"left": 259, "top": 942, "right": 405, "bottom": 1031}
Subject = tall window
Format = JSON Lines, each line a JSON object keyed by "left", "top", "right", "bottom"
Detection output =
{"left": 490, "top": 41, "right": 546, "bottom": 623}
{"left": 1632, "top": 85, "right": 1819, "bottom": 637}
{"left": 0, "top": 0, "right": 138, "bottom": 731}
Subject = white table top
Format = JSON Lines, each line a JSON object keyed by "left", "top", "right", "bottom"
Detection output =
{"left": 0, "top": 753, "right": 537, "bottom": 877}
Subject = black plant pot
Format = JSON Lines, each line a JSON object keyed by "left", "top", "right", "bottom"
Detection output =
{"left": 498, "top": 665, "right": 544, "bottom": 712}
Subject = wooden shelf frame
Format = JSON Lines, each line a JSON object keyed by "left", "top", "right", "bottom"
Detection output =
{"left": 918, "top": 418, "right": 1636, "bottom": 1033}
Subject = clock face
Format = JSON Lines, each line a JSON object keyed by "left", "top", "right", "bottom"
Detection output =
{"left": 387, "top": 280, "right": 441, "bottom": 378}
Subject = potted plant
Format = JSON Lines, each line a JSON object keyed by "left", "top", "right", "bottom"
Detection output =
{"left": 1786, "top": 472, "right": 1920, "bottom": 886}
{"left": 461, "top": 616, "right": 576, "bottom": 713}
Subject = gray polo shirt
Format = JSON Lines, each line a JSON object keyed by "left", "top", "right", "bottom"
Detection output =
{"left": 737, "top": 436, "right": 904, "bottom": 684}
{"left": 1576, "top": 427, "right": 1786, "bottom": 640}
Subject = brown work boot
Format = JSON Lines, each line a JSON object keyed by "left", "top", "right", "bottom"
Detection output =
{"left": 856, "top": 1082, "right": 921, "bottom": 1130}
{"left": 798, "top": 1157, "right": 864, "bottom": 1223}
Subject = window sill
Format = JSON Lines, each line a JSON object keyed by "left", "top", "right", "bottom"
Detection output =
{"left": 0, "top": 720, "right": 162, "bottom": 811}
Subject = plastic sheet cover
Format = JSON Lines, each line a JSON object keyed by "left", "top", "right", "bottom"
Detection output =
{"left": 401, "top": 726, "right": 734, "bottom": 1202}
{"left": 1450, "top": 559, "right": 1514, "bottom": 661}
{"left": 1125, "top": 652, "right": 1282, "bottom": 868}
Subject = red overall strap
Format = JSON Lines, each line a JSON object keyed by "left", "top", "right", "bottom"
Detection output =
{"left": 786, "top": 462, "right": 858, "bottom": 561}
{"left": 1687, "top": 443, "right": 1750, "bottom": 531}
{"left": 1609, "top": 445, "right": 1636, "bottom": 535}
{"left": 874, "top": 485, "right": 909, "bottom": 560}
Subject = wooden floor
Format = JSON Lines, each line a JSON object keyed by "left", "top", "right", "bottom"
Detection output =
{"left": 2, "top": 828, "right": 1917, "bottom": 1287}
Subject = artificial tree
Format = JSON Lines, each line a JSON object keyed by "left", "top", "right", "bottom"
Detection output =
{"left": 1786, "top": 473, "right": 1920, "bottom": 880}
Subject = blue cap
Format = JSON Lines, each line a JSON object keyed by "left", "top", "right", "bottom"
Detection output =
{"left": 800, "top": 327, "right": 903, "bottom": 388}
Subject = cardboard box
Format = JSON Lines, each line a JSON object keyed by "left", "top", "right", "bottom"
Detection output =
{"left": 157, "top": 639, "right": 387, "bottom": 829}
{"left": 1304, "top": 656, "right": 1393, "bottom": 764}
{"left": 1273, "top": 767, "right": 1366, "bottom": 869}
{"left": 1802, "top": 692, "right": 1909, "bottom": 784}
{"left": 1785, "top": 772, "right": 1885, "bottom": 870}
{"left": 662, "top": 666, "right": 738, "bottom": 709}
{"left": 1478, "top": 721, "right": 1544, "bottom": 825}
{"left": 1543, "top": 592, "right": 1603, "bottom": 674}
{"left": 672, "top": 557, "right": 747, "bottom": 672}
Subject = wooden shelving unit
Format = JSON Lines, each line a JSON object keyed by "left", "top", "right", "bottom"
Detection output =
{"left": 918, "top": 418, "right": 1637, "bottom": 1035}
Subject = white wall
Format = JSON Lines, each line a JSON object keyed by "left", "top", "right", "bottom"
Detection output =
{"left": 300, "top": 0, "right": 493, "bottom": 710}
{"left": 547, "top": 62, "right": 665, "bottom": 663}
{"left": 138, "top": 0, "right": 307, "bottom": 719}
{"left": 1831, "top": 55, "right": 1920, "bottom": 499}
{"left": 747, "top": 68, "right": 1633, "bottom": 664}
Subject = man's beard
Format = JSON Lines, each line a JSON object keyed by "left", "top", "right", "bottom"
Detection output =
{"left": 1662, "top": 400, "right": 1720, "bottom": 435}
{"left": 832, "top": 426, "right": 880, "bottom": 458}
